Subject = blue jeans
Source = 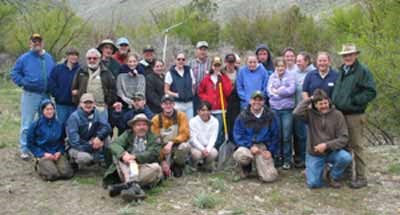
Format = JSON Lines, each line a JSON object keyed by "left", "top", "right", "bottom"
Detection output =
{"left": 293, "top": 118, "right": 307, "bottom": 163}
{"left": 20, "top": 91, "right": 49, "bottom": 153}
{"left": 56, "top": 104, "right": 76, "bottom": 127}
{"left": 212, "top": 113, "right": 225, "bottom": 149}
{"left": 273, "top": 109, "right": 294, "bottom": 164}
{"left": 306, "top": 149, "right": 352, "bottom": 188}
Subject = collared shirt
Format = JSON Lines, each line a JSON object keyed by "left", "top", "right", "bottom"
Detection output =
{"left": 189, "top": 57, "right": 211, "bottom": 92}
{"left": 302, "top": 68, "right": 338, "bottom": 98}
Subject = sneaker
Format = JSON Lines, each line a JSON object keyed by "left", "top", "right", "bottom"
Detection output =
{"left": 20, "top": 152, "right": 31, "bottom": 161}
{"left": 121, "top": 183, "right": 147, "bottom": 202}
{"left": 349, "top": 178, "right": 368, "bottom": 189}
{"left": 282, "top": 162, "right": 291, "bottom": 170}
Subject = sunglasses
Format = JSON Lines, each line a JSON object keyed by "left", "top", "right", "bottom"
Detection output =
{"left": 87, "top": 57, "right": 98, "bottom": 60}
{"left": 32, "top": 39, "right": 42, "bottom": 43}
{"left": 177, "top": 58, "right": 185, "bottom": 61}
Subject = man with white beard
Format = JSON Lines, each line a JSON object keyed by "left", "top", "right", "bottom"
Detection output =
{"left": 71, "top": 48, "right": 121, "bottom": 122}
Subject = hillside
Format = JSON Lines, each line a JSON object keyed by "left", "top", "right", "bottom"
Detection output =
{"left": 66, "top": 0, "right": 353, "bottom": 26}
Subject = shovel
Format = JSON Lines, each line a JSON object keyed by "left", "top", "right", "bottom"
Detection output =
{"left": 217, "top": 81, "right": 235, "bottom": 171}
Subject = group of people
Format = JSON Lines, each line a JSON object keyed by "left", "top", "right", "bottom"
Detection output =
{"left": 10, "top": 33, "right": 376, "bottom": 201}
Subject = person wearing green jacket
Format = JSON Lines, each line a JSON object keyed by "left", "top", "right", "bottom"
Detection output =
{"left": 103, "top": 114, "right": 163, "bottom": 201}
{"left": 332, "top": 44, "right": 377, "bottom": 189}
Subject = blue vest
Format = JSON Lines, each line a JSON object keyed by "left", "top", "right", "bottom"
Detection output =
{"left": 170, "top": 65, "right": 193, "bottom": 102}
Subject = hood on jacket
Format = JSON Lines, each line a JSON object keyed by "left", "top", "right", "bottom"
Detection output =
{"left": 40, "top": 99, "right": 56, "bottom": 120}
{"left": 255, "top": 44, "right": 274, "bottom": 71}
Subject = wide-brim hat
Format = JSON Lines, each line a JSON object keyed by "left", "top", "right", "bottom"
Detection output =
{"left": 97, "top": 39, "right": 118, "bottom": 54}
{"left": 338, "top": 43, "right": 360, "bottom": 56}
{"left": 127, "top": 113, "right": 151, "bottom": 127}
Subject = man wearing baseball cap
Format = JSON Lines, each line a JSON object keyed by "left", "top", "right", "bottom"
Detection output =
{"left": 11, "top": 33, "right": 56, "bottom": 160}
{"left": 104, "top": 113, "right": 163, "bottom": 202}
{"left": 232, "top": 90, "right": 279, "bottom": 182}
{"left": 66, "top": 93, "right": 112, "bottom": 170}
{"left": 137, "top": 45, "right": 156, "bottom": 76}
{"left": 331, "top": 43, "right": 377, "bottom": 189}
{"left": 151, "top": 95, "right": 191, "bottom": 178}
{"left": 189, "top": 41, "right": 211, "bottom": 114}
{"left": 113, "top": 37, "right": 131, "bottom": 64}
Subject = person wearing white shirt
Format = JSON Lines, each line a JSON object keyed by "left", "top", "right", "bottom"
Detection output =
{"left": 189, "top": 101, "right": 219, "bottom": 171}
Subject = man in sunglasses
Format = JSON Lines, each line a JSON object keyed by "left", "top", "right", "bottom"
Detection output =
{"left": 11, "top": 33, "right": 56, "bottom": 160}
{"left": 71, "top": 48, "right": 121, "bottom": 123}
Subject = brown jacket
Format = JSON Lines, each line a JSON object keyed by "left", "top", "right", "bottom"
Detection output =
{"left": 71, "top": 64, "right": 118, "bottom": 106}
{"left": 293, "top": 98, "right": 349, "bottom": 156}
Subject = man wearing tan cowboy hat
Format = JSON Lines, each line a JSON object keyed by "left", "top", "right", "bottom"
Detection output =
{"left": 97, "top": 39, "right": 121, "bottom": 78}
{"left": 103, "top": 113, "right": 163, "bottom": 202}
{"left": 331, "top": 43, "right": 377, "bottom": 189}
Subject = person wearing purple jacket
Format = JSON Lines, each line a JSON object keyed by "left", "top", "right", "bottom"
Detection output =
{"left": 267, "top": 57, "right": 296, "bottom": 169}
{"left": 236, "top": 55, "right": 270, "bottom": 109}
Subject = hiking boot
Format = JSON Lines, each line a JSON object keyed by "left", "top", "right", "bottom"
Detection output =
{"left": 233, "top": 163, "right": 251, "bottom": 181}
{"left": 171, "top": 163, "right": 184, "bottom": 178}
{"left": 349, "top": 178, "right": 368, "bottom": 189}
{"left": 121, "top": 183, "right": 147, "bottom": 202}
{"left": 108, "top": 183, "right": 130, "bottom": 197}
{"left": 323, "top": 165, "right": 341, "bottom": 188}
{"left": 20, "top": 152, "right": 31, "bottom": 161}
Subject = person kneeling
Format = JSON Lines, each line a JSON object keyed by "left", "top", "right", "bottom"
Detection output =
{"left": 103, "top": 114, "right": 163, "bottom": 201}
{"left": 293, "top": 89, "right": 352, "bottom": 188}
{"left": 233, "top": 91, "right": 279, "bottom": 182}
{"left": 189, "top": 101, "right": 219, "bottom": 172}
{"left": 27, "top": 100, "right": 73, "bottom": 181}
{"left": 66, "top": 93, "right": 112, "bottom": 169}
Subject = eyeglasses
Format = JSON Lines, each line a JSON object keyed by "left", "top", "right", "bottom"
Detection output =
{"left": 87, "top": 57, "right": 98, "bottom": 60}
{"left": 176, "top": 58, "right": 185, "bottom": 61}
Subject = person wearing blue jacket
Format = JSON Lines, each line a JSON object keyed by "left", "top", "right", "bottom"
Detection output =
{"left": 236, "top": 55, "right": 270, "bottom": 109}
{"left": 66, "top": 93, "right": 112, "bottom": 169}
{"left": 27, "top": 100, "right": 73, "bottom": 181}
{"left": 11, "top": 33, "right": 56, "bottom": 160}
{"left": 48, "top": 48, "right": 80, "bottom": 126}
{"left": 233, "top": 91, "right": 279, "bottom": 182}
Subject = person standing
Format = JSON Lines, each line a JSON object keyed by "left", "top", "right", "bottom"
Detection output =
{"left": 292, "top": 52, "right": 315, "bottom": 168}
{"left": 113, "top": 37, "right": 131, "bottom": 64}
{"left": 236, "top": 55, "right": 270, "bottom": 109}
{"left": 11, "top": 33, "right": 55, "bottom": 160}
{"left": 165, "top": 53, "right": 195, "bottom": 119}
{"left": 97, "top": 39, "right": 121, "bottom": 78}
{"left": 302, "top": 52, "right": 338, "bottom": 100}
{"left": 331, "top": 44, "right": 377, "bottom": 189}
{"left": 255, "top": 44, "right": 274, "bottom": 74}
{"left": 267, "top": 57, "right": 296, "bottom": 169}
{"left": 189, "top": 41, "right": 211, "bottom": 113}
{"left": 48, "top": 48, "right": 80, "bottom": 126}
{"left": 145, "top": 59, "right": 165, "bottom": 114}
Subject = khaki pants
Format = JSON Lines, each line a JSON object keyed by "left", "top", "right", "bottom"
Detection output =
{"left": 344, "top": 113, "right": 367, "bottom": 180}
{"left": 68, "top": 148, "right": 94, "bottom": 166}
{"left": 191, "top": 147, "right": 218, "bottom": 168}
{"left": 233, "top": 144, "right": 278, "bottom": 182}
{"left": 117, "top": 162, "right": 163, "bottom": 186}
{"left": 36, "top": 155, "right": 73, "bottom": 181}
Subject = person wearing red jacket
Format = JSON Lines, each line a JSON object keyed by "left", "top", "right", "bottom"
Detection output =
{"left": 198, "top": 56, "right": 233, "bottom": 148}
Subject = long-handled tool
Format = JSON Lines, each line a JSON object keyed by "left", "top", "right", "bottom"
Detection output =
{"left": 217, "top": 81, "right": 235, "bottom": 170}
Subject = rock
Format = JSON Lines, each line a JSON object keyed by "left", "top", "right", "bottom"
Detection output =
{"left": 254, "top": 195, "right": 265, "bottom": 203}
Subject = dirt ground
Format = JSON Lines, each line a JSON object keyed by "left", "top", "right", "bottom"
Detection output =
{"left": 0, "top": 144, "right": 399, "bottom": 215}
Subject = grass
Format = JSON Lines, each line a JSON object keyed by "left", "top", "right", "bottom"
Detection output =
{"left": 72, "top": 176, "right": 98, "bottom": 185}
{"left": 387, "top": 163, "right": 400, "bottom": 175}
{"left": 193, "top": 192, "right": 220, "bottom": 209}
{"left": 0, "top": 81, "right": 21, "bottom": 149}
{"left": 208, "top": 177, "right": 226, "bottom": 191}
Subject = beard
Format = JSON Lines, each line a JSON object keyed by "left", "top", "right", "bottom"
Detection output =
{"left": 88, "top": 63, "right": 99, "bottom": 70}
{"left": 32, "top": 45, "right": 43, "bottom": 53}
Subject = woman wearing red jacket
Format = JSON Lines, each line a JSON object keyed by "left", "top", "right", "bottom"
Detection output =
{"left": 198, "top": 56, "right": 233, "bottom": 148}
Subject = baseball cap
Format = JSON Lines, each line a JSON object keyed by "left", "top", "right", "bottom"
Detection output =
{"left": 196, "top": 41, "right": 208, "bottom": 49}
